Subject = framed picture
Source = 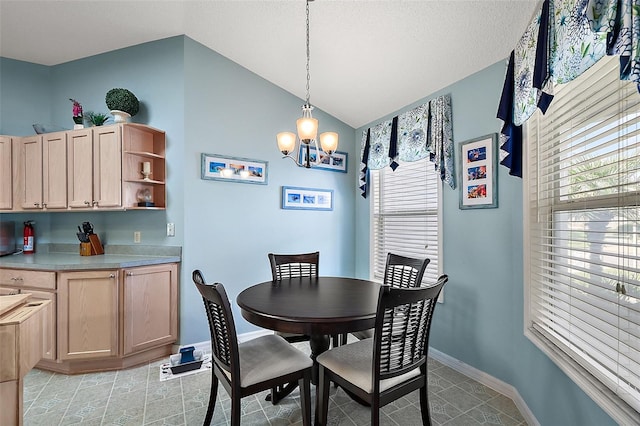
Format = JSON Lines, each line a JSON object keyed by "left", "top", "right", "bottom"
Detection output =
{"left": 298, "top": 145, "right": 348, "bottom": 173}
{"left": 282, "top": 186, "right": 334, "bottom": 211}
{"left": 458, "top": 134, "right": 498, "bottom": 209}
{"left": 201, "top": 153, "right": 268, "bottom": 185}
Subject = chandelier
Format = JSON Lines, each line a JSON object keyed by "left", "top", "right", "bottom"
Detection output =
{"left": 276, "top": 0, "right": 338, "bottom": 168}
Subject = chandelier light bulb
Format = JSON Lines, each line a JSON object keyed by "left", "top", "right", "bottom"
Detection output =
{"left": 297, "top": 116, "right": 318, "bottom": 142}
{"left": 319, "top": 132, "right": 338, "bottom": 154}
{"left": 277, "top": 132, "right": 297, "bottom": 155}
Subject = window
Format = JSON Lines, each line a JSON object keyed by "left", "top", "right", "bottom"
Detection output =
{"left": 371, "top": 158, "right": 441, "bottom": 284}
{"left": 525, "top": 56, "right": 640, "bottom": 422}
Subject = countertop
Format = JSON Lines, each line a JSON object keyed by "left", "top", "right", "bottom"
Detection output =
{"left": 0, "top": 244, "right": 181, "bottom": 271}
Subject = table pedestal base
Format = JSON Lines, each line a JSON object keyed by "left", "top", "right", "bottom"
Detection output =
{"left": 309, "top": 334, "right": 330, "bottom": 384}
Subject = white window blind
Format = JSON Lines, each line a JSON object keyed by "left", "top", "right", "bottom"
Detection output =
{"left": 371, "top": 158, "right": 440, "bottom": 285}
{"left": 526, "top": 55, "right": 640, "bottom": 416}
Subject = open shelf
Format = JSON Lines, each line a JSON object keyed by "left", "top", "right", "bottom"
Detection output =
{"left": 122, "top": 125, "right": 166, "bottom": 210}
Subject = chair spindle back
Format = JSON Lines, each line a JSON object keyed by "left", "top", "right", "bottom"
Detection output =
{"left": 269, "top": 252, "right": 319, "bottom": 280}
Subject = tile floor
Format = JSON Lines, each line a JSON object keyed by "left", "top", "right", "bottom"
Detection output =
{"left": 23, "top": 343, "right": 528, "bottom": 425}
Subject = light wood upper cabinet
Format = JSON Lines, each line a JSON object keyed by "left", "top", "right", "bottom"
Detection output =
{"left": 122, "top": 263, "right": 178, "bottom": 355}
{"left": 17, "top": 135, "right": 43, "bottom": 210}
{"left": 0, "top": 136, "right": 12, "bottom": 210}
{"left": 42, "top": 132, "right": 68, "bottom": 209}
{"left": 68, "top": 126, "right": 121, "bottom": 209}
{"left": 8, "top": 124, "right": 165, "bottom": 212}
{"left": 13, "top": 132, "right": 67, "bottom": 211}
{"left": 94, "top": 126, "right": 122, "bottom": 208}
{"left": 57, "top": 270, "right": 119, "bottom": 360}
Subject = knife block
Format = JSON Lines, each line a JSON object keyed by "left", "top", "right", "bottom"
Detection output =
{"left": 79, "top": 242, "right": 92, "bottom": 256}
{"left": 79, "top": 235, "right": 104, "bottom": 256}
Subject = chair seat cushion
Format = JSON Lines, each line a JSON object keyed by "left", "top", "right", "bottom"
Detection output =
{"left": 316, "top": 338, "right": 420, "bottom": 394}
{"left": 238, "top": 335, "right": 312, "bottom": 387}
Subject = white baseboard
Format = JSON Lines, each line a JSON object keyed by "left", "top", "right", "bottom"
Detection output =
{"left": 429, "top": 348, "right": 539, "bottom": 426}
{"left": 179, "top": 329, "right": 274, "bottom": 354}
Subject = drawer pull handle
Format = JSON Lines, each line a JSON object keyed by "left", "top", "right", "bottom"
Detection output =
{"left": 109, "top": 274, "right": 115, "bottom": 279}
{"left": 127, "top": 272, "right": 134, "bottom": 276}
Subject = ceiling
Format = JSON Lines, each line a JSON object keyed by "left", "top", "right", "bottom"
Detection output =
{"left": 0, "top": 0, "right": 540, "bottom": 129}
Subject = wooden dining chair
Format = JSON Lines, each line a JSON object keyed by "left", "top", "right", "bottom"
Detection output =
{"left": 269, "top": 251, "right": 346, "bottom": 346}
{"left": 268, "top": 251, "right": 319, "bottom": 344}
{"left": 267, "top": 251, "right": 324, "bottom": 402}
{"left": 316, "top": 274, "right": 448, "bottom": 426}
{"left": 351, "top": 252, "right": 430, "bottom": 340}
{"left": 192, "top": 270, "right": 312, "bottom": 426}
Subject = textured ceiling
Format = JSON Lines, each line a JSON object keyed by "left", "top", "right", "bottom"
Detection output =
{"left": 0, "top": 0, "right": 540, "bottom": 128}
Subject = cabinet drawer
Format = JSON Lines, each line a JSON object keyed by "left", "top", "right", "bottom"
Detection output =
{"left": 0, "top": 269, "right": 56, "bottom": 289}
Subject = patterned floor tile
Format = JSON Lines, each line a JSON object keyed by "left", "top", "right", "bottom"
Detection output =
{"left": 22, "top": 354, "right": 527, "bottom": 426}
{"left": 486, "top": 394, "right": 525, "bottom": 422}
{"left": 437, "top": 385, "right": 484, "bottom": 413}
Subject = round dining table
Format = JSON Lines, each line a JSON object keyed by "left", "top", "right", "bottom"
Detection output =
{"left": 237, "top": 276, "right": 381, "bottom": 388}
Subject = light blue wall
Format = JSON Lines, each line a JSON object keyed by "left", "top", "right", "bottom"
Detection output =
{"left": 0, "top": 36, "right": 356, "bottom": 345}
{"left": 181, "top": 37, "right": 356, "bottom": 342}
{"left": 1, "top": 33, "right": 617, "bottom": 425}
{"left": 0, "top": 58, "right": 52, "bottom": 136}
{"left": 354, "top": 61, "right": 615, "bottom": 425}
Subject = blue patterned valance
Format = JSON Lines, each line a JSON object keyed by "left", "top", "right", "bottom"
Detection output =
{"left": 497, "top": 0, "right": 631, "bottom": 177}
{"left": 359, "top": 94, "right": 455, "bottom": 198}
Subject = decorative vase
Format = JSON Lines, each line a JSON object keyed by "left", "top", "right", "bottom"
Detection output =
{"left": 110, "top": 110, "right": 131, "bottom": 123}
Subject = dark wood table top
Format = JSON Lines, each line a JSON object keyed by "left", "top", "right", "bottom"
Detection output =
{"left": 237, "top": 276, "right": 381, "bottom": 336}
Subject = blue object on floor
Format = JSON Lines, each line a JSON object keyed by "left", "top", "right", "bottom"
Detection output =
{"left": 180, "top": 346, "right": 196, "bottom": 363}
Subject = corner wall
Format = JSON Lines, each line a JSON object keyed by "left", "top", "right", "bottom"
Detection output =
{"left": 1, "top": 35, "right": 356, "bottom": 346}
{"left": 354, "top": 60, "right": 615, "bottom": 425}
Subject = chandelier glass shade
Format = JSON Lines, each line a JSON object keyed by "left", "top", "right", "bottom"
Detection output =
{"left": 276, "top": 0, "right": 338, "bottom": 168}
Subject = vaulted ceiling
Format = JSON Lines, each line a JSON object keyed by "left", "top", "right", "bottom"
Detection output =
{"left": 0, "top": 0, "right": 539, "bottom": 128}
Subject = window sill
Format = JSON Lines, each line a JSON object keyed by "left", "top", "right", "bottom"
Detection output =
{"left": 525, "top": 327, "right": 640, "bottom": 425}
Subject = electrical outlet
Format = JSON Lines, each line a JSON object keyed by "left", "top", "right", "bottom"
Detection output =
{"left": 167, "top": 223, "right": 175, "bottom": 237}
{"left": 134, "top": 231, "right": 141, "bottom": 243}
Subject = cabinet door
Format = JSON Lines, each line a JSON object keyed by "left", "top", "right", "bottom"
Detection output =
{"left": 58, "top": 270, "right": 118, "bottom": 360}
{"left": 18, "top": 136, "right": 43, "bottom": 209}
{"left": 67, "top": 129, "right": 94, "bottom": 208}
{"left": 122, "top": 263, "right": 178, "bottom": 355}
{"left": 0, "top": 136, "right": 12, "bottom": 210}
{"left": 42, "top": 132, "right": 67, "bottom": 209}
{"left": 93, "top": 126, "right": 121, "bottom": 208}
{"left": 26, "top": 290, "right": 56, "bottom": 361}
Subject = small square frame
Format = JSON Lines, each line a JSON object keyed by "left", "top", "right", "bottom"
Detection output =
{"left": 298, "top": 145, "right": 348, "bottom": 173}
{"left": 458, "top": 133, "right": 498, "bottom": 209}
{"left": 201, "top": 153, "right": 268, "bottom": 185}
{"left": 282, "top": 186, "right": 334, "bottom": 211}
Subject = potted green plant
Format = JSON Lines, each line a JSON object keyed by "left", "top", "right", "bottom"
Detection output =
{"left": 84, "top": 111, "right": 110, "bottom": 126}
{"left": 105, "top": 88, "right": 140, "bottom": 123}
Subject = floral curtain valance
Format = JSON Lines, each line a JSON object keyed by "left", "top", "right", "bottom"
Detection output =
{"left": 498, "top": 0, "right": 636, "bottom": 177}
{"left": 359, "top": 94, "right": 455, "bottom": 198}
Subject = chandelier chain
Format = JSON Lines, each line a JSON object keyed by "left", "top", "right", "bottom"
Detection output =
{"left": 305, "top": 0, "right": 311, "bottom": 106}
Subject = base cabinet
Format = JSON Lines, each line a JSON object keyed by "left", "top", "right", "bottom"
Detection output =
{"left": 0, "top": 269, "right": 56, "bottom": 361}
{"left": 57, "top": 270, "right": 119, "bottom": 360}
{"left": 0, "top": 262, "right": 179, "bottom": 374}
{"left": 122, "top": 263, "right": 178, "bottom": 355}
